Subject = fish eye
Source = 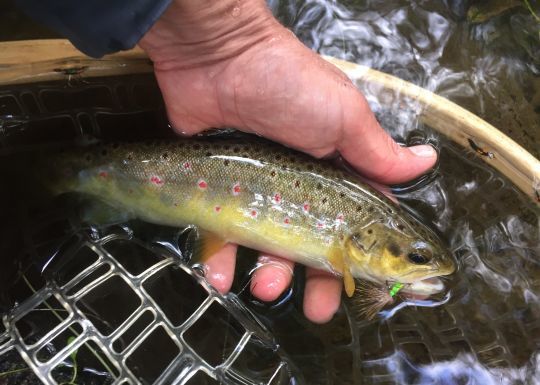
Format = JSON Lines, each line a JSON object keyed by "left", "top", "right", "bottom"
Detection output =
{"left": 407, "top": 252, "right": 431, "bottom": 265}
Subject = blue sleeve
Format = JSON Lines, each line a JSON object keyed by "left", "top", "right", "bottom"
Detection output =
{"left": 14, "top": 0, "right": 173, "bottom": 58}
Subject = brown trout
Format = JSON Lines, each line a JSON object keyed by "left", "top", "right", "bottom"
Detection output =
{"left": 43, "top": 136, "right": 456, "bottom": 297}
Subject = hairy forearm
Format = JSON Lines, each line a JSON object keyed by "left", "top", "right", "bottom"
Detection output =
{"left": 139, "top": 0, "right": 278, "bottom": 69}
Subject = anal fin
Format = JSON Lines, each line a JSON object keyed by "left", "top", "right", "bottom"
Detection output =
{"left": 79, "top": 196, "right": 135, "bottom": 225}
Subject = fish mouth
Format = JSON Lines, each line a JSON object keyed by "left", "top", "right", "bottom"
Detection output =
{"left": 401, "top": 277, "right": 445, "bottom": 296}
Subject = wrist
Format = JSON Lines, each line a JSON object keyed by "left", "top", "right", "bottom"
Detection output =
{"left": 139, "top": 0, "right": 278, "bottom": 69}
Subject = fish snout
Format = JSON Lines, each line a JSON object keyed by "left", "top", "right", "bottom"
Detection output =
{"left": 434, "top": 251, "right": 457, "bottom": 276}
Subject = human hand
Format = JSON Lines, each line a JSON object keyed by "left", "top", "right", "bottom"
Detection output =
{"left": 139, "top": 0, "right": 437, "bottom": 323}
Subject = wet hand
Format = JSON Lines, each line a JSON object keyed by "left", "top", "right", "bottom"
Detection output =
{"left": 139, "top": 0, "right": 437, "bottom": 323}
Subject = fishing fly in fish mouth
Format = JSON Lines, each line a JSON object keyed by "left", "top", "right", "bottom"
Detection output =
{"left": 43, "top": 136, "right": 456, "bottom": 317}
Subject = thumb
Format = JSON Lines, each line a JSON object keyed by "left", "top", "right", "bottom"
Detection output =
{"left": 338, "top": 93, "right": 437, "bottom": 184}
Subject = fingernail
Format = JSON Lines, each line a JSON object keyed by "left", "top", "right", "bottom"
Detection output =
{"left": 409, "top": 144, "right": 436, "bottom": 158}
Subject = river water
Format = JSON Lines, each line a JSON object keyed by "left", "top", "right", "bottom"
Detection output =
{"left": 261, "top": 1, "right": 540, "bottom": 384}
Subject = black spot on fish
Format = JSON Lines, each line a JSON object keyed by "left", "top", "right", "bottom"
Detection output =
{"left": 270, "top": 171, "right": 276, "bottom": 177}
{"left": 339, "top": 192, "right": 346, "bottom": 198}
{"left": 224, "top": 160, "right": 230, "bottom": 166}
{"left": 233, "top": 147, "right": 240, "bottom": 153}
{"left": 316, "top": 183, "right": 323, "bottom": 190}
{"left": 281, "top": 165, "right": 287, "bottom": 170}
{"left": 387, "top": 242, "right": 401, "bottom": 257}
{"left": 367, "top": 229, "right": 373, "bottom": 235}
{"left": 294, "top": 180, "right": 300, "bottom": 188}
{"left": 162, "top": 152, "right": 169, "bottom": 160}
{"left": 356, "top": 206, "right": 362, "bottom": 212}
{"left": 205, "top": 152, "right": 212, "bottom": 157}
{"left": 275, "top": 155, "right": 282, "bottom": 161}
{"left": 322, "top": 197, "right": 328, "bottom": 204}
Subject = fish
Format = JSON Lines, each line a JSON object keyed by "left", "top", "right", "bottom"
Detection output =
{"left": 40, "top": 135, "right": 456, "bottom": 299}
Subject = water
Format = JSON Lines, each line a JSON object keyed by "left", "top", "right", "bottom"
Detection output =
{"left": 269, "top": 0, "right": 539, "bottom": 158}
{"left": 1, "top": 0, "right": 539, "bottom": 384}
{"left": 263, "top": 2, "right": 539, "bottom": 383}
{"left": 262, "top": 2, "right": 539, "bottom": 383}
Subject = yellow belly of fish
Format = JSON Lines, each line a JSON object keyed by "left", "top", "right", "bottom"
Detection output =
{"left": 81, "top": 178, "right": 339, "bottom": 273}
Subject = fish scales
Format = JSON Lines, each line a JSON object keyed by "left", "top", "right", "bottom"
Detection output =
{"left": 44, "top": 136, "right": 456, "bottom": 295}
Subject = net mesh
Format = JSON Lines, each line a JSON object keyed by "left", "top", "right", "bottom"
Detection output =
{"left": 0, "top": 227, "right": 296, "bottom": 385}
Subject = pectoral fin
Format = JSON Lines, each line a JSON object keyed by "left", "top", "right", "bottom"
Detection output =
{"left": 328, "top": 249, "right": 356, "bottom": 297}
{"left": 192, "top": 229, "right": 228, "bottom": 263}
{"left": 343, "top": 267, "right": 356, "bottom": 297}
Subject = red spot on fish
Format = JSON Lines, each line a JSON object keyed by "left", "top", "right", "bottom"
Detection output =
{"left": 214, "top": 205, "right": 222, "bottom": 213}
{"left": 273, "top": 193, "right": 282, "bottom": 204}
{"left": 303, "top": 203, "right": 310, "bottom": 213}
{"left": 98, "top": 171, "right": 108, "bottom": 178}
{"left": 150, "top": 176, "right": 164, "bottom": 185}
{"left": 250, "top": 209, "right": 258, "bottom": 218}
{"left": 317, "top": 221, "right": 325, "bottom": 230}
{"left": 183, "top": 162, "right": 191, "bottom": 171}
{"left": 198, "top": 179, "right": 208, "bottom": 190}
{"left": 336, "top": 213, "right": 344, "bottom": 223}
{"left": 284, "top": 217, "right": 291, "bottom": 226}
{"left": 232, "top": 183, "right": 241, "bottom": 196}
